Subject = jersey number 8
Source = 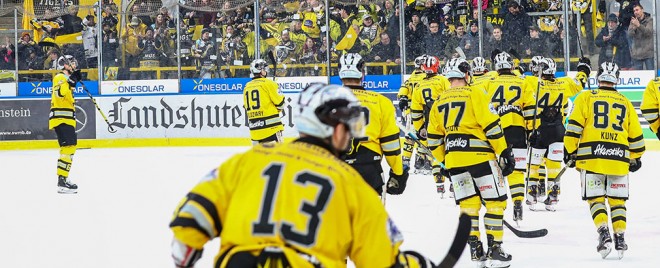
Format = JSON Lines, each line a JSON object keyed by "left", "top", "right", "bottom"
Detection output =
{"left": 593, "top": 101, "right": 626, "bottom": 131}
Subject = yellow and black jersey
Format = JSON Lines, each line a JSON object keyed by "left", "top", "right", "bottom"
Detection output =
{"left": 641, "top": 78, "right": 660, "bottom": 134}
{"left": 243, "top": 77, "right": 285, "bottom": 141}
{"left": 427, "top": 85, "right": 508, "bottom": 169}
{"left": 49, "top": 73, "right": 75, "bottom": 129}
{"left": 170, "top": 139, "right": 404, "bottom": 267}
{"left": 347, "top": 85, "right": 403, "bottom": 175}
{"left": 565, "top": 88, "right": 645, "bottom": 176}
{"left": 483, "top": 73, "right": 535, "bottom": 130}
{"left": 397, "top": 70, "right": 426, "bottom": 100}
{"left": 411, "top": 74, "right": 450, "bottom": 131}
{"left": 471, "top": 72, "right": 497, "bottom": 89}
{"left": 531, "top": 76, "right": 584, "bottom": 124}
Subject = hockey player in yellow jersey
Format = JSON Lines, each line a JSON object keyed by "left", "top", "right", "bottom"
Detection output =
{"left": 339, "top": 53, "right": 409, "bottom": 196}
{"left": 243, "top": 59, "right": 286, "bottom": 144}
{"left": 398, "top": 55, "right": 428, "bottom": 171}
{"left": 49, "top": 55, "right": 82, "bottom": 194}
{"left": 427, "top": 58, "right": 515, "bottom": 268}
{"left": 411, "top": 56, "right": 450, "bottom": 178}
{"left": 169, "top": 83, "right": 441, "bottom": 267}
{"left": 483, "top": 52, "right": 535, "bottom": 224}
{"left": 564, "top": 62, "right": 645, "bottom": 260}
{"left": 470, "top": 56, "right": 493, "bottom": 89}
{"left": 523, "top": 56, "right": 548, "bottom": 198}
{"left": 526, "top": 57, "right": 588, "bottom": 211}
{"left": 641, "top": 77, "right": 660, "bottom": 139}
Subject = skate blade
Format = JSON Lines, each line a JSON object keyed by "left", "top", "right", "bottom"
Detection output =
{"left": 617, "top": 250, "right": 625, "bottom": 260}
{"left": 58, "top": 187, "right": 78, "bottom": 194}
{"left": 473, "top": 260, "right": 486, "bottom": 268}
{"left": 514, "top": 219, "right": 521, "bottom": 228}
{"left": 599, "top": 243, "right": 612, "bottom": 259}
{"left": 487, "top": 259, "right": 511, "bottom": 268}
{"left": 545, "top": 205, "right": 556, "bottom": 212}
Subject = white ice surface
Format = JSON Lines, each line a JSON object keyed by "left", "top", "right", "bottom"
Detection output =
{"left": 1, "top": 147, "right": 659, "bottom": 267}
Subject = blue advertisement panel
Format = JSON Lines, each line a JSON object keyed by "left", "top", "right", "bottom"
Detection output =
{"left": 180, "top": 78, "right": 249, "bottom": 94}
{"left": 18, "top": 80, "right": 100, "bottom": 97}
{"left": 330, "top": 75, "right": 402, "bottom": 92}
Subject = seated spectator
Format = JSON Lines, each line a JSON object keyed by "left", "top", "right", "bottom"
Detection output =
{"left": 43, "top": 49, "right": 60, "bottom": 71}
{"left": 371, "top": 32, "right": 401, "bottom": 73}
{"left": 19, "top": 48, "right": 43, "bottom": 81}
{"left": 628, "top": 3, "right": 654, "bottom": 70}
{"left": 595, "top": 14, "right": 630, "bottom": 68}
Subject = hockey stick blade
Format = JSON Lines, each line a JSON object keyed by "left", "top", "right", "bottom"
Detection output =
{"left": 436, "top": 213, "right": 470, "bottom": 268}
{"left": 503, "top": 219, "right": 548, "bottom": 238}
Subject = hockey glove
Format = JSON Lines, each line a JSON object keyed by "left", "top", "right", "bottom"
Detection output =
{"left": 577, "top": 57, "right": 592, "bottom": 76}
{"left": 498, "top": 147, "right": 515, "bottom": 177}
{"left": 629, "top": 158, "right": 642, "bottom": 172}
{"left": 563, "top": 148, "right": 576, "bottom": 168}
{"left": 527, "top": 130, "right": 540, "bottom": 146}
{"left": 387, "top": 167, "right": 410, "bottom": 195}
{"left": 398, "top": 96, "right": 409, "bottom": 111}
{"left": 418, "top": 127, "right": 427, "bottom": 139}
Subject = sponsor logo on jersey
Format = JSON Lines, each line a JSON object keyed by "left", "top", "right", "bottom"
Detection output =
{"left": 445, "top": 137, "right": 468, "bottom": 150}
{"left": 248, "top": 120, "right": 265, "bottom": 129}
{"left": 592, "top": 144, "right": 625, "bottom": 157}
{"left": 479, "top": 185, "right": 493, "bottom": 191}
{"left": 610, "top": 183, "right": 627, "bottom": 189}
{"left": 496, "top": 104, "right": 522, "bottom": 115}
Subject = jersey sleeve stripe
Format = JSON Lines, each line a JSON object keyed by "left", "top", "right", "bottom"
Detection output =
{"left": 381, "top": 141, "right": 401, "bottom": 152}
{"left": 568, "top": 119, "right": 584, "bottom": 128}
{"left": 169, "top": 217, "right": 212, "bottom": 238}
{"left": 383, "top": 150, "right": 401, "bottom": 156}
{"left": 565, "top": 131, "right": 581, "bottom": 138}
{"left": 380, "top": 133, "right": 400, "bottom": 143}
{"left": 178, "top": 203, "right": 216, "bottom": 238}
{"left": 628, "top": 135, "right": 644, "bottom": 142}
{"left": 187, "top": 193, "right": 222, "bottom": 236}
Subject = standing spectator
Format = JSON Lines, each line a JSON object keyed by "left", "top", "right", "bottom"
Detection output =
{"left": 486, "top": 26, "right": 506, "bottom": 57}
{"left": 121, "top": 17, "right": 147, "bottom": 70}
{"left": 298, "top": 37, "right": 321, "bottom": 76}
{"left": 406, "top": 12, "right": 426, "bottom": 59}
{"left": 101, "top": 20, "right": 119, "bottom": 67}
{"left": 0, "top": 38, "right": 15, "bottom": 70}
{"left": 502, "top": 0, "right": 532, "bottom": 54}
{"left": 137, "top": 27, "right": 162, "bottom": 79}
{"left": 20, "top": 48, "right": 43, "bottom": 81}
{"left": 424, "top": 21, "right": 445, "bottom": 58}
{"left": 524, "top": 26, "right": 547, "bottom": 58}
{"left": 60, "top": 6, "right": 83, "bottom": 35}
{"left": 386, "top": 3, "right": 400, "bottom": 42}
{"left": 81, "top": 15, "right": 98, "bottom": 69}
{"left": 459, "top": 21, "right": 481, "bottom": 59}
{"left": 469, "top": 8, "right": 494, "bottom": 37}
{"left": 102, "top": 5, "right": 119, "bottom": 30}
{"left": 371, "top": 32, "right": 401, "bottom": 73}
{"left": 17, "top": 32, "right": 40, "bottom": 62}
{"left": 595, "top": 14, "right": 630, "bottom": 68}
{"left": 617, "top": 0, "right": 639, "bottom": 30}
{"left": 193, "top": 28, "right": 217, "bottom": 78}
{"left": 627, "top": 3, "right": 653, "bottom": 70}
{"left": 359, "top": 14, "right": 382, "bottom": 51}
{"left": 421, "top": 0, "right": 442, "bottom": 26}
{"left": 443, "top": 23, "right": 466, "bottom": 60}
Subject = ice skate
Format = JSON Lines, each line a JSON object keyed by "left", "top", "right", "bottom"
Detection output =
{"left": 449, "top": 183, "right": 455, "bottom": 198}
{"left": 57, "top": 175, "right": 78, "bottom": 194}
{"left": 543, "top": 185, "right": 559, "bottom": 211}
{"left": 436, "top": 183, "right": 445, "bottom": 198}
{"left": 422, "top": 159, "right": 432, "bottom": 175}
{"left": 413, "top": 156, "right": 424, "bottom": 174}
{"left": 614, "top": 232, "right": 627, "bottom": 260}
{"left": 537, "top": 180, "right": 546, "bottom": 201}
{"left": 486, "top": 241, "right": 512, "bottom": 268}
{"left": 526, "top": 185, "right": 538, "bottom": 210}
{"left": 597, "top": 226, "right": 613, "bottom": 259}
{"left": 513, "top": 200, "right": 523, "bottom": 226}
{"left": 468, "top": 236, "right": 486, "bottom": 268}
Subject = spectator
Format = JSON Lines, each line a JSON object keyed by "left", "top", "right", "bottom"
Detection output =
{"left": 60, "top": 6, "right": 83, "bottom": 35}
{"left": 17, "top": 32, "right": 40, "bottom": 62}
{"left": 627, "top": 3, "right": 653, "bottom": 70}
{"left": 524, "top": 26, "right": 547, "bottom": 58}
{"left": 502, "top": 0, "right": 532, "bottom": 53}
{"left": 359, "top": 14, "right": 382, "bottom": 50}
{"left": 121, "top": 17, "right": 147, "bottom": 69}
{"left": 0, "top": 39, "right": 15, "bottom": 71}
{"left": 19, "top": 48, "right": 43, "bottom": 81}
{"left": 44, "top": 49, "right": 60, "bottom": 71}
{"left": 82, "top": 15, "right": 99, "bottom": 69}
{"left": 193, "top": 28, "right": 217, "bottom": 78}
{"left": 469, "top": 8, "right": 494, "bottom": 37}
{"left": 298, "top": 37, "right": 321, "bottom": 76}
{"left": 102, "top": 5, "right": 119, "bottom": 31}
{"left": 385, "top": 3, "right": 400, "bottom": 42}
{"left": 595, "top": 14, "right": 630, "bottom": 68}
{"left": 137, "top": 27, "right": 162, "bottom": 79}
{"left": 424, "top": 21, "right": 445, "bottom": 58}
{"left": 459, "top": 21, "right": 481, "bottom": 59}
{"left": 487, "top": 26, "right": 506, "bottom": 57}
{"left": 443, "top": 23, "right": 466, "bottom": 60}
{"left": 371, "top": 32, "right": 401, "bottom": 71}
{"left": 101, "top": 20, "right": 119, "bottom": 67}
{"left": 420, "top": 0, "right": 442, "bottom": 26}
{"left": 405, "top": 12, "right": 426, "bottom": 59}
{"left": 617, "top": 0, "right": 639, "bottom": 30}
{"left": 274, "top": 29, "right": 297, "bottom": 76}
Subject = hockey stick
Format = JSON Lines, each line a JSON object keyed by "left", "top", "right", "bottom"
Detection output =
{"left": 455, "top": 47, "right": 467, "bottom": 60}
{"left": 268, "top": 49, "right": 277, "bottom": 81}
{"left": 435, "top": 213, "right": 470, "bottom": 268}
{"left": 397, "top": 123, "right": 549, "bottom": 238}
{"left": 79, "top": 81, "right": 116, "bottom": 133}
{"left": 524, "top": 69, "right": 543, "bottom": 199}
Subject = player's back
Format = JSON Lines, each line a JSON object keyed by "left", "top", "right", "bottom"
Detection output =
{"left": 485, "top": 74, "right": 532, "bottom": 129}
{"left": 411, "top": 75, "right": 449, "bottom": 128}
{"left": 398, "top": 70, "right": 426, "bottom": 99}
{"left": 243, "top": 78, "right": 285, "bottom": 140}
{"left": 566, "top": 89, "right": 644, "bottom": 176}
{"left": 350, "top": 87, "right": 400, "bottom": 155}
{"left": 535, "top": 77, "right": 583, "bottom": 121}
{"left": 429, "top": 86, "right": 503, "bottom": 168}
{"left": 175, "top": 141, "right": 398, "bottom": 267}
{"left": 472, "top": 72, "right": 495, "bottom": 89}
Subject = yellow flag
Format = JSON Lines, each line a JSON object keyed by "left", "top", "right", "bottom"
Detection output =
{"left": 335, "top": 26, "right": 358, "bottom": 51}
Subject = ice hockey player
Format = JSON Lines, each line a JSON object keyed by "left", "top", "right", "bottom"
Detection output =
{"left": 427, "top": 58, "right": 515, "bottom": 268}
{"left": 339, "top": 53, "right": 409, "bottom": 196}
{"left": 243, "top": 59, "right": 286, "bottom": 145}
{"left": 526, "top": 57, "right": 588, "bottom": 211}
{"left": 470, "top": 56, "right": 493, "bottom": 88}
{"left": 50, "top": 55, "right": 82, "bottom": 194}
{"left": 398, "top": 55, "right": 428, "bottom": 169}
{"left": 641, "top": 77, "right": 660, "bottom": 140}
{"left": 169, "top": 83, "right": 442, "bottom": 267}
{"left": 564, "top": 62, "right": 645, "bottom": 259}
{"left": 523, "top": 55, "right": 548, "bottom": 201}
{"left": 411, "top": 55, "right": 450, "bottom": 192}
{"left": 483, "top": 52, "right": 535, "bottom": 224}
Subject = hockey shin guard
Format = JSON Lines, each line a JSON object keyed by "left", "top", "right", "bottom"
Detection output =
{"left": 608, "top": 198, "right": 627, "bottom": 234}
{"left": 484, "top": 200, "right": 506, "bottom": 243}
{"left": 508, "top": 170, "right": 525, "bottom": 203}
{"left": 460, "top": 196, "right": 482, "bottom": 239}
{"left": 57, "top": 145, "right": 76, "bottom": 178}
{"left": 546, "top": 160, "right": 562, "bottom": 196}
{"left": 588, "top": 197, "right": 609, "bottom": 230}
{"left": 402, "top": 138, "right": 415, "bottom": 166}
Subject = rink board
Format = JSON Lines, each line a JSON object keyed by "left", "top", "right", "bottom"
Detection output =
{"left": 1, "top": 72, "right": 659, "bottom": 150}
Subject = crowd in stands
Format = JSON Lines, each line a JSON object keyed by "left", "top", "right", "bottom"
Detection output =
{"left": 5, "top": 0, "right": 656, "bottom": 82}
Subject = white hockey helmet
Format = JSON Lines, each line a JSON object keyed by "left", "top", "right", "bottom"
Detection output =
{"left": 414, "top": 54, "right": 428, "bottom": 68}
{"left": 295, "top": 83, "right": 366, "bottom": 139}
{"left": 529, "top": 56, "right": 544, "bottom": 73}
{"left": 597, "top": 62, "right": 620, "bottom": 84}
{"left": 494, "top": 52, "right": 513, "bottom": 71}
{"left": 339, "top": 53, "right": 366, "bottom": 79}
{"left": 444, "top": 58, "right": 471, "bottom": 79}
{"left": 471, "top": 56, "right": 487, "bottom": 73}
{"left": 540, "top": 57, "right": 556, "bottom": 75}
{"left": 250, "top": 59, "right": 270, "bottom": 75}
{"left": 57, "top": 55, "right": 78, "bottom": 70}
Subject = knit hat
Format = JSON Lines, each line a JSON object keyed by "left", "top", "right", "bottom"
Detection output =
{"left": 607, "top": 13, "right": 618, "bottom": 22}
